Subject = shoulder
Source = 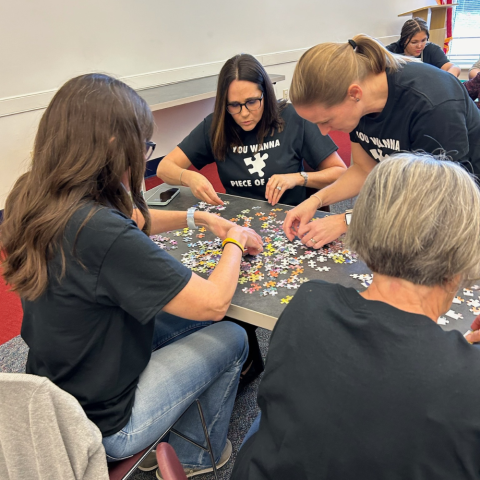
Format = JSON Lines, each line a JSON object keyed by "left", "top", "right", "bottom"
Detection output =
{"left": 386, "top": 41, "right": 402, "bottom": 54}
{"left": 425, "top": 43, "right": 444, "bottom": 54}
{"left": 280, "top": 102, "right": 299, "bottom": 120}
{"left": 392, "top": 62, "right": 463, "bottom": 105}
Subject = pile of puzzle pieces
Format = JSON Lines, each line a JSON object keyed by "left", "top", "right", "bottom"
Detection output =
{"left": 151, "top": 201, "right": 358, "bottom": 304}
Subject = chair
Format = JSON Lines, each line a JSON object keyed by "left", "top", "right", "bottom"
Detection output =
{"left": 0, "top": 373, "right": 109, "bottom": 480}
{"left": 108, "top": 399, "right": 219, "bottom": 480}
{"left": 156, "top": 443, "right": 188, "bottom": 480}
{"left": 0, "top": 373, "right": 218, "bottom": 480}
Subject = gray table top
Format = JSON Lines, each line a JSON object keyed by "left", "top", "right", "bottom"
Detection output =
{"left": 149, "top": 185, "right": 477, "bottom": 334}
{"left": 138, "top": 73, "right": 285, "bottom": 112}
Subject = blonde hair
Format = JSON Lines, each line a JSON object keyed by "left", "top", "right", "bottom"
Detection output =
{"left": 347, "top": 153, "right": 480, "bottom": 286}
{"left": 290, "top": 34, "right": 407, "bottom": 107}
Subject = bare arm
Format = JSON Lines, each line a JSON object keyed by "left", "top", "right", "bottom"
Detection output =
{"left": 441, "top": 62, "right": 461, "bottom": 78}
{"left": 265, "top": 151, "right": 347, "bottom": 206}
{"left": 157, "top": 147, "right": 223, "bottom": 205}
{"left": 469, "top": 68, "right": 480, "bottom": 80}
{"left": 162, "top": 226, "right": 263, "bottom": 321}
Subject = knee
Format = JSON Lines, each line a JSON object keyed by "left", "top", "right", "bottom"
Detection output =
{"left": 214, "top": 321, "right": 249, "bottom": 361}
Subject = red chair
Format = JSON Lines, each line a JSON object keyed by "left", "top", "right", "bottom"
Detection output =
{"left": 156, "top": 443, "right": 188, "bottom": 480}
{"left": 108, "top": 399, "right": 219, "bottom": 480}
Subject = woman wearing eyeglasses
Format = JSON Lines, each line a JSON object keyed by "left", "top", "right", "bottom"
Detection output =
{"left": 157, "top": 53, "right": 346, "bottom": 207}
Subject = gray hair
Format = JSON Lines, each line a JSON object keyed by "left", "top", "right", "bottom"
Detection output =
{"left": 346, "top": 153, "right": 480, "bottom": 286}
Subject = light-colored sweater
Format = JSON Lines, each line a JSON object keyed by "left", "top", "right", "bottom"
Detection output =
{"left": 0, "top": 373, "right": 108, "bottom": 480}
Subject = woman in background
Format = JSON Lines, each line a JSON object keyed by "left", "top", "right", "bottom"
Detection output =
{"left": 157, "top": 53, "right": 346, "bottom": 207}
{"left": 0, "top": 73, "right": 263, "bottom": 478}
{"left": 386, "top": 17, "right": 460, "bottom": 77}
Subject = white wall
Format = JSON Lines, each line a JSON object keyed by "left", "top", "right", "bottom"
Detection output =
{"left": 0, "top": 0, "right": 430, "bottom": 209}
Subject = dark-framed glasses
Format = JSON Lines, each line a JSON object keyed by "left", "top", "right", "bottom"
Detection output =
{"left": 226, "top": 93, "right": 264, "bottom": 115}
{"left": 145, "top": 140, "right": 156, "bottom": 160}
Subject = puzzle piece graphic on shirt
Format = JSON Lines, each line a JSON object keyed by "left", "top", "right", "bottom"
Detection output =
{"left": 244, "top": 152, "right": 268, "bottom": 177}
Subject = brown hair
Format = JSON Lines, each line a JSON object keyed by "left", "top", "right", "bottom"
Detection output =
{"left": 211, "top": 54, "right": 286, "bottom": 160}
{"left": 0, "top": 73, "right": 154, "bottom": 300}
{"left": 399, "top": 18, "right": 429, "bottom": 51}
{"left": 290, "top": 34, "right": 407, "bottom": 108}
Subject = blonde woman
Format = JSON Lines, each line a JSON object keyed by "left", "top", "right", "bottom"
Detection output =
{"left": 282, "top": 34, "right": 480, "bottom": 248}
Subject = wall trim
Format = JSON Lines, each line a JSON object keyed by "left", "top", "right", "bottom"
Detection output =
{"left": 0, "top": 47, "right": 308, "bottom": 119}
{"left": 0, "top": 36, "right": 400, "bottom": 119}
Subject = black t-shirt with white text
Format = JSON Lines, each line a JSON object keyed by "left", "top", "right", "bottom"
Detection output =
{"left": 386, "top": 41, "right": 449, "bottom": 69}
{"left": 232, "top": 280, "right": 480, "bottom": 480}
{"left": 22, "top": 204, "right": 192, "bottom": 436}
{"left": 349, "top": 62, "right": 480, "bottom": 176}
{"left": 179, "top": 104, "right": 338, "bottom": 206}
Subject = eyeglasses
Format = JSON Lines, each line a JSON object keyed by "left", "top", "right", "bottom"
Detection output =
{"left": 145, "top": 140, "right": 156, "bottom": 160}
{"left": 226, "top": 93, "right": 264, "bottom": 115}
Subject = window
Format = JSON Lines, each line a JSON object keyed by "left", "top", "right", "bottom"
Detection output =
{"left": 449, "top": 0, "right": 480, "bottom": 69}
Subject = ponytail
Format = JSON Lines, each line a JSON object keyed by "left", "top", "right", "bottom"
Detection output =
{"left": 290, "top": 34, "right": 408, "bottom": 107}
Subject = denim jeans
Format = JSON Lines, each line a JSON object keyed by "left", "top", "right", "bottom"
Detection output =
{"left": 103, "top": 312, "right": 249, "bottom": 468}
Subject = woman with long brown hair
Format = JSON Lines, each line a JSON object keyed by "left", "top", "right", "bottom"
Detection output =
{"left": 157, "top": 53, "right": 346, "bottom": 207}
{"left": 0, "top": 73, "right": 263, "bottom": 477}
{"left": 283, "top": 34, "right": 480, "bottom": 248}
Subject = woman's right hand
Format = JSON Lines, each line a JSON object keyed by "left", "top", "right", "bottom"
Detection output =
{"left": 185, "top": 170, "right": 224, "bottom": 206}
{"left": 283, "top": 196, "right": 320, "bottom": 241}
{"left": 225, "top": 226, "right": 264, "bottom": 256}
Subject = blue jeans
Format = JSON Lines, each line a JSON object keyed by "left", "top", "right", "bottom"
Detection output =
{"left": 103, "top": 312, "right": 249, "bottom": 468}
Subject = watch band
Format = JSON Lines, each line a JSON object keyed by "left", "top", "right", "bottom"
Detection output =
{"left": 344, "top": 209, "right": 353, "bottom": 226}
{"left": 187, "top": 207, "right": 199, "bottom": 230}
{"left": 300, "top": 171, "right": 308, "bottom": 187}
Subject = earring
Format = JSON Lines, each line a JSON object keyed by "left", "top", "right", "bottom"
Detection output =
{"left": 356, "top": 98, "right": 360, "bottom": 102}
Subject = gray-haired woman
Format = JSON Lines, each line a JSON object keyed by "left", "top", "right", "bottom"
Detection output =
{"left": 232, "top": 153, "right": 480, "bottom": 480}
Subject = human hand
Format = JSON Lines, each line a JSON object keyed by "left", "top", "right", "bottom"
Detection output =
{"left": 465, "top": 315, "right": 480, "bottom": 344}
{"left": 294, "top": 214, "right": 348, "bottom": 249}
{"left": 203, "top": 214, "right": 237, "bottom": 240}
{"left": 186, "top": 171, "right": 224, "bottom": 206}
{"left": 283, "top": 196, "right": 320, "bottom": 241}
{"left": 266, "top": 174, "right": 302, "bottom": 206}
{"left": 225, "top": 226, "right": 264, "bottom": 256}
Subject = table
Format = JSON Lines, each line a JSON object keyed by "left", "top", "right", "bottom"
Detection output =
{"left": 150, "top": 185, "right": 477, "bottom": 334}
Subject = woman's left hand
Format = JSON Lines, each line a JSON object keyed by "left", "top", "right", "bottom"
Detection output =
{"left": 266, "top": 174, "right": 302, "bottom": 206}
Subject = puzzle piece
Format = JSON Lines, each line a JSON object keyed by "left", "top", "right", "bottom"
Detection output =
{"left": 244, "top": 152, "right": 268, "bottom": 177}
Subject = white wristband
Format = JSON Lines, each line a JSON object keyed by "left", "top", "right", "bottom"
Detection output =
{"left": 187, "top": 207, "right": 198, "bottom": 230}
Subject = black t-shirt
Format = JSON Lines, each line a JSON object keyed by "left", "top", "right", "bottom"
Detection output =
{"left": 232, "top": 280, "right": 480, "bottom": 480}
{"left": 349, "top": 62, "right": 480, "bottom": 176}
{"left": 21, "top": 204, "right": 192, "bottom": 436}
{"left": 386, "top": 41, "right": 449, "bottom": 69}
{"left": 178, "top": 104, "right": 338, "bottom": 206}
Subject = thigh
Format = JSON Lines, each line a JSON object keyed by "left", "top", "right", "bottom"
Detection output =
{"left": 152, "top": 310, "right": 213, "bottom": 350}
{"left": 103, "top": 321, "right": 247, "bottom": 459}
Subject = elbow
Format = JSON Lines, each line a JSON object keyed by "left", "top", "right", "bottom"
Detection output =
{"left": 210, "top": 299, "right": 231, "bottom": 321}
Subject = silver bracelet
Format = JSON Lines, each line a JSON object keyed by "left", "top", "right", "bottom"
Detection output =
{"left": 179, "top": 169, "right": 186, "bottom": 186}
{"left": 187, "top": 207, "right": 198, "bottom": 230}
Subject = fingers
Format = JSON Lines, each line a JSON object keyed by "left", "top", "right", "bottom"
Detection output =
{"left": 266, "top": 176, "right": 288, "bottom": 206}
{"left": 465, "top": 329, "right": 480, "bottom": 344}
{"left": 471, "top": 314, "right": 480, "bottom": 331}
